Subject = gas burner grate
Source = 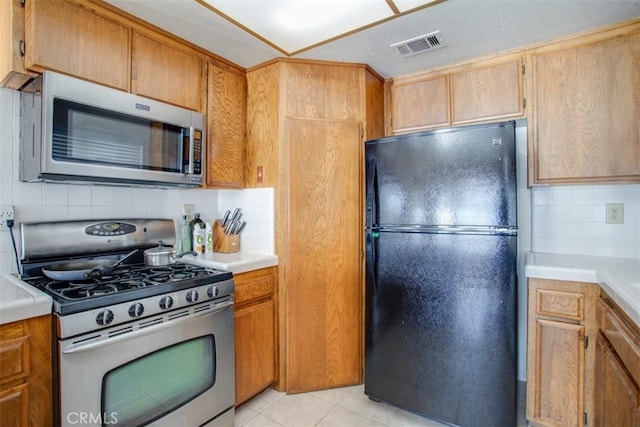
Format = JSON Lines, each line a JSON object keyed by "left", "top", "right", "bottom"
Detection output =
{"left": 35, "top": 263, "right": 221, "bottom": 301}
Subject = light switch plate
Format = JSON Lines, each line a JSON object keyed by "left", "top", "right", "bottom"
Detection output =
{"left": 605, "top": 203, "right": 624, "bottom": 224}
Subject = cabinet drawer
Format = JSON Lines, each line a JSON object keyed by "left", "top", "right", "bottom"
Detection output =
{"left": 234, "top": 268, "right": 276, "bottom": 305}
{"left": 236, "top": 279, "right": 274, "bottom": 304}
{"left": 0, "top": 336, "right": 29, "bottom": 383}
{"left": 602, "top": 307, "right": 640, "bottom": 386}
{"left": 535, "top": 288, "right": 584, "bottom": 321}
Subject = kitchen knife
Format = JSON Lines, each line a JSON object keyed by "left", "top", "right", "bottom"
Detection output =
{"left": 221, "top": 210, "right": 231, "bottom": 227}
{"left": 230, "top": 208, "right": 241, "bottom": 222}
{"left": 227, "top": 221, "right": 238, "bottom": 235}
{"left": 235, "top": 221, "right": 246, "bottom": 235}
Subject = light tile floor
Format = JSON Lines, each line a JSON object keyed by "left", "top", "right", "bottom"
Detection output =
{"left": 235, "top": 384, "right": 527, "bottom": 427}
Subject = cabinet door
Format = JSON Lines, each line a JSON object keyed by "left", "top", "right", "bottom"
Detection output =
{"left": 285, "top": 118, "right": 362, "bottom": 392}
{"left": 24, "top": 0, "right": 130, "bottom": 90}
{"left": 131, "top": 31, "right": 204, "bottom": 111}
{"left": 530, "top": 318, "right": 585, "bottom": 427}
{"left": 0, "top": 383, "right": 29, "bottom": 426}
{"left": 0, "top": 316, "right": 51, "bottom": 427}
{"left": 595, "top": 334, "right": 640, "bottom": 427}
{"left": 531, "top": 32, "right": 640, "bottom": 183}
{"left": 527, "top": 279, "right": 599, "bottom": 427}
{"left": 206, "top": 63, "right": 246, "bottom": 188}
{"left": 235, "top": 299, "right": 275, "bottom": 405}
{"left": 451, "top": 58, "right": 523, "bottom": 124}
{"left": 0, "top": 0, "right": 29, "bottom": 89}
{"left": 285, "top": 62, "right": 362, "bottom": 121}
{"left": 391, "top": 74, "right": 449, "bottom": 133}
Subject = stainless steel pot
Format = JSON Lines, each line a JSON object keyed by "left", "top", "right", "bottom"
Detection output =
{"left": 144, "top": 242, "right": 196, "bottom": 266}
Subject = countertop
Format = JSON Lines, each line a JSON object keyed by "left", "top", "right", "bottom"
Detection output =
{"left": 0, "top": 274, "right": 52, "bottom": 325}
{"left": 525, "top": 252, "right": 640, "bottom": 326}
{"left": 180, "top": 251, "right": 278, "bottom": 275}
{"left": 0, "top": 252, "right": 277, "bottom": 324}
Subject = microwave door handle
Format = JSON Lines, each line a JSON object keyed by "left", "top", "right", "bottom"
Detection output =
{"left": 182, "top": 127, "right": 194, "bottom": 175}
{"left": 188, "top": 126, "right": 195, "bottom": 174}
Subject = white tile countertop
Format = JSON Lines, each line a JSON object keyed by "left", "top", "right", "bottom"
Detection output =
{"left": 180, "top": 251, "right": 278, "bottom": 275}
{"left": 0, "top": 274, "right": 52, "bottom": 325}
{"left": 525, "top": 252, "right": 640, "bottom": 326}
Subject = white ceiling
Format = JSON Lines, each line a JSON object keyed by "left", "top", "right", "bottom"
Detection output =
{"left": 196, "top": 0, "right": 441, "bottom": 54}
{"left": 103, "top": 0, "right": 640, "bottom": 78}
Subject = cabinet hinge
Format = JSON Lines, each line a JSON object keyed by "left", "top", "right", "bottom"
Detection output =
{"left": 585, "top": 335, "right": 589, "bottom": 349}
{"left": 19, "top": 40, "right": 25, "bottom": 57}
{"left": 584, "top": 412, "right": 588, "bottom": 425}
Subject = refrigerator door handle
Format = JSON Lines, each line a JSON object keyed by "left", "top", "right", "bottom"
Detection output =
{"left": 365, "top": 230, "right": 378, "bottom": 295}
{"left": 366, "top": 158, "right": 377, "bottom": 227}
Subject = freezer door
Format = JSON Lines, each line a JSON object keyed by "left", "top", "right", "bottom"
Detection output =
{"left": 365, "top": 121, "right": 516, "bottom": 228}
{"left": 365, "top": 230, "right": 517, "bottom": 427}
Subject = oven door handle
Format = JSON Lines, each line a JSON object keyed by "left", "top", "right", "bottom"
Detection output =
{"left": 62, "top": 300, "right": 234, "bottom": 354}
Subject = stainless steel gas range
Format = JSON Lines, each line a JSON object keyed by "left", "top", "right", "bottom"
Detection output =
{"left": 19, "top": 219, "right": 235, "bottom": 427}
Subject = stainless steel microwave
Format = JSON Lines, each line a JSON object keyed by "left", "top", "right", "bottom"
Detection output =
{"left": 20, "top": 71, "right": 205, "bottom": 188}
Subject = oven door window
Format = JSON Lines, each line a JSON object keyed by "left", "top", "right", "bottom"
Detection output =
{"left": 102, "top": 335, "right": 215, "bottom": 426}
{"left": 52, "top": 98, "right": 184, "bottom": 172}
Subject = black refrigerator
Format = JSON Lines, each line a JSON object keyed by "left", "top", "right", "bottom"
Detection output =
{"left": 364, "top": 121, "right": 517, "bottom": 427}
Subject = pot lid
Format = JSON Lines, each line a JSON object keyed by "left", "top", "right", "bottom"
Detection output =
{"left": 145, "top": 241, "right": 175, "bottom": 255}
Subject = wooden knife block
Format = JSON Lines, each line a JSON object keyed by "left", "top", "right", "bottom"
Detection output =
{"left": 213, "top": 220, "right": 240, "bottom": 253}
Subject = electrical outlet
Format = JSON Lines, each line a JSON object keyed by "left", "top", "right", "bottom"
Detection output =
{"left": 0, "top": 205, "right": 15, "bottom": 229}
{"left": 605, "top": 203, "right": 624, "bottom": 224}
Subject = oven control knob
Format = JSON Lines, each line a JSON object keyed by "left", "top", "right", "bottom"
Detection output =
{"left": 207, "top": 285, "right": 219, "bottom": 298}
{"left": 159, "top": 296, "right": 174, "bottom": 310}
{"left": 96, "top": 309, "right": 114, "bottom": 326}
{"left": 128, "top": 303, "right": 145, "bottom": 318}
{"left": 186, "top": 289, "right": 199, "bottom": 304}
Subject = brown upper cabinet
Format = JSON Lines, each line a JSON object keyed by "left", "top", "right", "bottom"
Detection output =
{"left": 206, "top": 63, "right": 246, "bottom": 188}
{"left": 1, "top": 0, "right": 223, "bottom": 114}
{"left": 391, "top": 74, "right": 450, "bottom": 133}
{"left": 528, "top": 23, "right": 640, "bottom": 184}
{"left": 24, "top": 0, "right": 130, "bottom": 91}
{"left": 389, "top": 55, "right": 523, "bottom": 134}
{"left": 131, "top": 31, "right": 205, "bottom": 111}
{"left": 451, "top": 57, "right": 523, "bottom": 125}
{"left": 1, "top": 0, "right": 28, "bottom": 88}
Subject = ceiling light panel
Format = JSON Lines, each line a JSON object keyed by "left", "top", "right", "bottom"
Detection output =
{"left": 392, "top": 0, "right": 440, "bottom": 13}
{"left": 202, "top": 0, "right": 394, "bottom": 53}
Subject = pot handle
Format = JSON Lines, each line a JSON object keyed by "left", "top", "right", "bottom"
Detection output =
{"left": 173, "top": 250, "right": 197, "bottom": 259}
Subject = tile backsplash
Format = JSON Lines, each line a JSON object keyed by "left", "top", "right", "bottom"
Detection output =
{"left": 0, "top": 87, "right": 274, "bottom": 275}
{"left": 531, "top": 184, "right": 640, "bottom": 258}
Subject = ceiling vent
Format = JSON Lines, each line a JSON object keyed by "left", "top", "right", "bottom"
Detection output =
{"left": 391, "top": 31, "right": 447, "bottom": 57}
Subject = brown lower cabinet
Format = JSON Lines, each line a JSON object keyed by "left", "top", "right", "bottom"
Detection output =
{"left": 234, "top": 267, "right": 277, "bottom": 406}
{"left": 0, "top": 315, "right": 52, "bottom": 427}
{"left": 526, "top": 278, "right": 599, "bottom": 427}
{"left": 594, "top": 295, "right": 640, "bottom": 426}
